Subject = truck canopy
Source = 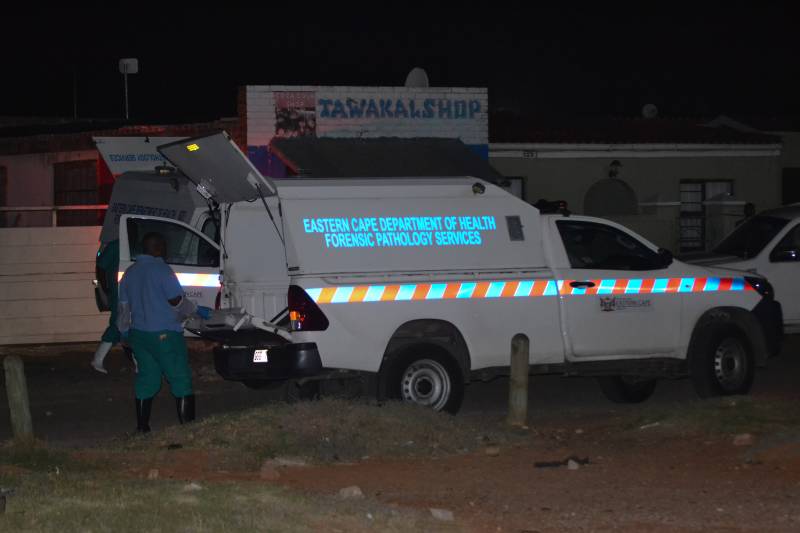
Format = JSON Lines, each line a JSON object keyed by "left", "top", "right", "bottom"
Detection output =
{"left": 224, "top": 177, "right": 546, "bottom": 279}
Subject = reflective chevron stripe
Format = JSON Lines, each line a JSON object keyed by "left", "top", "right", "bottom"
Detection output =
{"left": 118, "top": 271, "right": 221, "bottom": 288}
{"left": 306, "top": 277, "right": 753, "bottom": 304}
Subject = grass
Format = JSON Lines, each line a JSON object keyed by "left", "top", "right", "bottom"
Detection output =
{"left": 623, "top": 396, "right": 800, "bottom": 436}
{"left": 0, "top": 469, "right": 456, "bottom": 533}
{"left": 0, "top": 400, "right": 520, "bottom": 532}
{"left": 117, "top": 398, "right": 520, "bottom": 465}
{"left": 3, "top": 393, "right": 799, "bottom": 531}
{"left": 0, "top": 442, "right": 71, "bottom": 473}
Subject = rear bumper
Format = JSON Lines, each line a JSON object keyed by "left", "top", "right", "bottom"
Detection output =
{"left": 213, "top": 342, "right": 323, "bottom": 382}
{"left": 753, "top": 298, "right": 783, "bottom": 357}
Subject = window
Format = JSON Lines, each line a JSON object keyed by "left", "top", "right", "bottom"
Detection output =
{"left": 0, "top": 166, "right": 7, "bottom": 227}
{"left": 557, "top": 220, "right": 662, "bottom": 271}
{"left": 126, "top": 218, "right": 219, "bottom": 267}
{"left": 713, "top": 215, "right": 789, "bottom": 259}
{"left": 770, "top": 223, "right": 800, "bottom": 261}
{"left": 0, "top": 166, "right": 6, "bottom": 206}
{"left": 679, "top": 180, "right": 733, "bottom": 252}
{"left": 53, "top": 159, "right": 103, "bottom": 226}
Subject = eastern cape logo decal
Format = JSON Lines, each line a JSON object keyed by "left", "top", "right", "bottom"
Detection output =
{"left": 599, "top": 296, "right": 653, "bottom": 312}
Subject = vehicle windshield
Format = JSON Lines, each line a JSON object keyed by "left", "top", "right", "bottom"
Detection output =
{"left": 713, "top": 215, "right": 789, "bottom": 258}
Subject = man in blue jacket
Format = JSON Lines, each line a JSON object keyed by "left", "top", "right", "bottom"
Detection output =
{"left": 117, "top": 232, "right": 211, "bottom": 433}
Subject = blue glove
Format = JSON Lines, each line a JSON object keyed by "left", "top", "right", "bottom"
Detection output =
{"left": 196, "top": 306, "right": 213, "bottom": 320}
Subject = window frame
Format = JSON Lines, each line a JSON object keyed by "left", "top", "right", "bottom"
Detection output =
{"left": 556, "top": 219, "right": 664, "bottom": 271}
{"left": 679, "top": 179, "right": 734, "bottom": 252}
{"left": 125, "top": 216, "right": 220, "bottom": 268}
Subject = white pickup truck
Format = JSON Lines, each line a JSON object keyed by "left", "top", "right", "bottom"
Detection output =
{"left": 101, "top": 133, "right": 783, "bottom": 413}
{"left": 685, "top": 204, "right": 800, "bottom": 334}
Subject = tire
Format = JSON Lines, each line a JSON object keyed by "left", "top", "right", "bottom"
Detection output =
{"left": 689, "top": 324, "right": 755, "bottom": 398}
{"left": 382, "top": 345, "right": 464, "bottom": 414}
{"left": 597, "top": 376, "right": 657, "bottom": 403}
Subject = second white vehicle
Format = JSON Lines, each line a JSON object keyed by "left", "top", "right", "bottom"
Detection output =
{"left": 685, "top": 204, "right": 799, "bottom": 333}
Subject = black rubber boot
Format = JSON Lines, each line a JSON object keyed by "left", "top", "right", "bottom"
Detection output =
{"left": 175, "top": 395, "right": 195, "bottom": 424}
{"left": 136, "top": 397, "right": 153, "bottom": 433}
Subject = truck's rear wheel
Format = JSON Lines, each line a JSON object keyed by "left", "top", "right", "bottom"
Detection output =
{"left": 597, "top": 376, "right": 657, "bottom": 403}
{"left": 690, "top": 324, "right": 754, "bottom": 397}
{"left": 382, "top": 346, "right": 464, "bottom": 414}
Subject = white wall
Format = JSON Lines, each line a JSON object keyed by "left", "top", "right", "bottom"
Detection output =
{"left": 0, "top": 226, "right": 105, "bottom": 345}
{"left": 490, "top": 153, "right": 782, "bottom": 250}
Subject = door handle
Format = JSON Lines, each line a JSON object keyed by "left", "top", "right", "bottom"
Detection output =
{"left": 570, "top": 281, "right": 596, "bottom": 288}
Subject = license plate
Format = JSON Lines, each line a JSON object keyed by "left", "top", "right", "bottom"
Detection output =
{"left": 253, "top": 349, "right": 269, "bottom": 363}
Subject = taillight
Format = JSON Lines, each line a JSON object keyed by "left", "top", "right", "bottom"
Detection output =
{"left": 288, "top": 285, "right": 329, "bottom": 331}
{"left": 745, "top": 276, "right": 774, "bottom": 298}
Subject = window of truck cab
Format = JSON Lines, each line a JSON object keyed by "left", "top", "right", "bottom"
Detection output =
{"left": 713, "top": 215, "right": 790, "bottom": 259}
{"left": 126, "top": 218, "right": 218, "bottom": 268}
{"left": 556, "top": 220, "right": 663, "bottom": 270}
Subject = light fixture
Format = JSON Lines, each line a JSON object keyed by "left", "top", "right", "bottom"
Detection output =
{"left": 608, "top": 160, "right": 622, "bottom": 179}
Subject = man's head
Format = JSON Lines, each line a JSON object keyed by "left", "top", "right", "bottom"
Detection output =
{"left": 142, "top": 232, "right": 167, "bottom": 258}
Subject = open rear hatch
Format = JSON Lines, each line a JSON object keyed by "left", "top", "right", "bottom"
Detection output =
{"left": 157, "top": 132, "right": 277, "bottom": 203}
{"left": 159, "top": 132, "right": 288, "bottom": 344}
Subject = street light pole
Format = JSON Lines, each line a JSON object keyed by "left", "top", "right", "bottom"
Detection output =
{"left": 123, "top": 72, "right": 129, "bottom": 120}
{"left": 118, "top": 58, "right": 139, "bottom": 120}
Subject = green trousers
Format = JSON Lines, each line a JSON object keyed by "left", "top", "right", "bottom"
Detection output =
{"left": 129, "top": 330, "right": 193, "bottom": 399}
{"left": 101, "top": 290, "right": 120, "bottom": 344}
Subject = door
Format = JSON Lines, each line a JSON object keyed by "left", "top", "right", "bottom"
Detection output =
{"left": 553, "top": 219, "right": 682, "bottom": 359}
{"left": 761, "top": 222, "right": 800, "bottom": 327}
{"left": 119, "top": 214, "right": 221, "bottom": 308}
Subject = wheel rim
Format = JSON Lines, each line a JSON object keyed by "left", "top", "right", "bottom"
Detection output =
{"left": 714, "top": 337, "right": 748, "bottom": 390}
{"left": 400, "top": 359, "right": 451, "bottom": 411}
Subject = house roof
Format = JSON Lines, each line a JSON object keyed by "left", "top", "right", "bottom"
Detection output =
{"left": 0, "top": 118, "right": 244, "bottom": 155}
{"left": 710, "top": 114, "right": 800, "bottom": 133}
{"left": 269, "top": 137, "right": 503, "bottom": 183}
{"left": 490, "top": 112, "right": 782, "bottom": 145}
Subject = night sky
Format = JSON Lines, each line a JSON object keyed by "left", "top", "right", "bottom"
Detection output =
{"left": 0, "top": 4, "right": 797, "bottom": 123}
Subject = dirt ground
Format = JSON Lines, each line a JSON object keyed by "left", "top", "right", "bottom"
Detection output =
{"left": 67, "top": 404, "right": 797, "bottom": 533}
{"left": 2, "top": 337, "right": 800, "bottom": 531}
{"left": 277, "top": 423, "right": 800, "bottom": 532}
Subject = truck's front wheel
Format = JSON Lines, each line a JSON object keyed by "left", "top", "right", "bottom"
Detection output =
{"left": 689, "top": 324, "right": 754, "bottom": 397}
{"left": 382, "top": 346, "right": 464, "bottom": 414}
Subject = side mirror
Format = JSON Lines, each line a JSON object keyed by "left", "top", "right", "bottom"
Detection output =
{"left": 657, "top": 248, "right": 673, "bottom": 268}
{"left": 770, "top": 247, "right": 800, "bottom": 263}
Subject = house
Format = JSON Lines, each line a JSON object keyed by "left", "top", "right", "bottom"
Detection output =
{"left": 489, "top": 112, "right": 782, "bottom": 252}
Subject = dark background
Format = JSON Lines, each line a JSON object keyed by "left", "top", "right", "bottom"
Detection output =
{"left": 0, "top": 4, "right": 796, "bottom": 122}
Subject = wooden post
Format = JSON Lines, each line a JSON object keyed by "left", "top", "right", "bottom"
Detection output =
{"left": 3, "top": 355, "right": 34, "bottom": 442}
{"left": 507, "top": 334, "right": 529, "bottom": 427}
